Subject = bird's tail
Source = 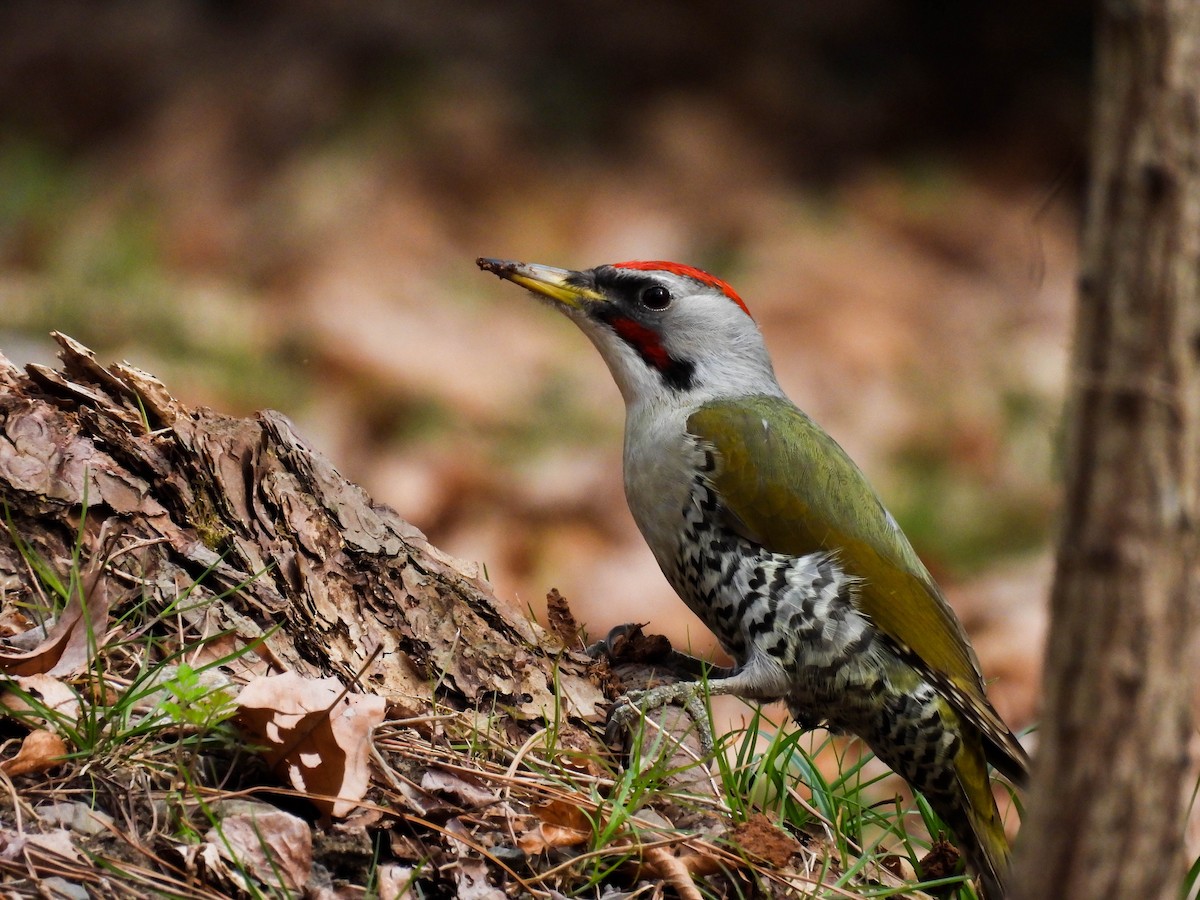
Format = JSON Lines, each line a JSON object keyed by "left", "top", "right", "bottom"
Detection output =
{"left": 948, "top": 734, "right": 1013, "bottom": 899}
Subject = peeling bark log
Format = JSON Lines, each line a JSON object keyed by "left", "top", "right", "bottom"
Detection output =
{"left": 0, "top": 332, "right": 606, "bottom": 726}
{"left": 0, "top": 333, "right": 752, "bottom": 898}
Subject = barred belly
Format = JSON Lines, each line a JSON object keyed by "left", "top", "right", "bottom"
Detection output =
{"left": 668, "top": 470, "right": 963, "bottom": 800}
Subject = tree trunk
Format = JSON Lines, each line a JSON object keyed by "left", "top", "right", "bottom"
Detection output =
{"left": 1010, "top": 2, "right": 1200, "bottom": 897}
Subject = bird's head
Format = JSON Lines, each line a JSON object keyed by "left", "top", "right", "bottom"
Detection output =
{"left": 477, "top": 258, "right": 782, "bottom": 408}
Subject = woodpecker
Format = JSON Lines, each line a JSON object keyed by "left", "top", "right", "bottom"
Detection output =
{"left": 477, "top": 257, "right": 1028, "bottom": 897}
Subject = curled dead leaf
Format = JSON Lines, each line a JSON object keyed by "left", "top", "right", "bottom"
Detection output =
{"left": 0, "top": 827, "right": 81, "bottom": 863}
{"left": 0, "top": 729, "right": 68, "bottom": 776}
{"left": 206, "top": 800, "right": 313, "bottom": 892}
{"left": 644, "top": 846, "right": 705, "bottom": 900}
{"left": 0, "top": 551, "right": 113, "bottom": 678}
{"left": 1, "top": 674, "right": 81, "bottom": 723}
{"left": 419, "top": 767, "right": 499, "bottom": 809}
{"left": 516, "top": 798, "right": 592, "bottom": 854}
{"left": 235, "top": 671, "right": 386, "bottom": 818}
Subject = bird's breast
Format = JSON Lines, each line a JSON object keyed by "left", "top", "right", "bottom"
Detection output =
{"left": 621, "top": 404, "right": 704, "bottom": 571}
{"left": 624, "top": 404, "right": 893, "bottom": 690}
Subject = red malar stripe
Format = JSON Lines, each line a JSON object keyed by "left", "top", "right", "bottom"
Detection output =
{"left": 610, "top": 316, "right": 672, "bottom": 371}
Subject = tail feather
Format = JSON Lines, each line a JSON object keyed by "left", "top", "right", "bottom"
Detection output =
{"left": 948, "top": 733, "right": 1014, "bottom": 899}
{"left": 983, "top": 724, "right": 1031, "bottom": 788}
{"left": 961, "top": 803, "right": 1011, "bottom": 900}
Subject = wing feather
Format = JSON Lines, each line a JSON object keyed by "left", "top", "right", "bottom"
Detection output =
{"left": 687, "top": 396, "right": 1028, "bottom": 777}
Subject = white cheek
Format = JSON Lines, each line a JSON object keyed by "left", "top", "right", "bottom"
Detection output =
{"left": 577, "top": 320, "right": 669, "bottom": 404}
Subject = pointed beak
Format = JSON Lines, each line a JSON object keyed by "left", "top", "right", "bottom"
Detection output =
{"left": 476, "top": 258, "right": 604, "bottom": 310}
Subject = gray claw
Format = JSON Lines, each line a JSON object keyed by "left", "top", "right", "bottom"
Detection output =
{"left": 603, "top": 682, "right": 717, "bottom": 757}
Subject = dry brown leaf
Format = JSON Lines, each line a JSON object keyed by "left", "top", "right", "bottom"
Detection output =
{"left": 0, "top": 729, "right": 68, "bottom": 776}
{"left": 235, "top": 671, "right": 386, "bottom": 818}
{"left": 419, "top": 767, "right": 499, "bottom": 809}
{"left": 1, "top": 673, "right": 81, "bottom": 723}
{"left": 376, "top": 864, "right": 417, "bottom": 900}
{"left": 445, "top": 817, "right": 506, "bottom": 900}
{"left": 0, "top": 602, "right": 33, "bottom": 639}
{"left": 0, "top": 827, "right": 81, "bottom": 863}
{"left": 36, "top": 800, "right": 115, "bottom": 836}
{"left": 184, "top": 627, "right": 273, "bottom": 685}
{"left": 0, "top": 554, "right": 113, "bottom": 677}
{"left": 207, "top": 801, "right": 313, "bottom": 892}
{"left": 516, "top": 798, "right": 592, "bottom": 854}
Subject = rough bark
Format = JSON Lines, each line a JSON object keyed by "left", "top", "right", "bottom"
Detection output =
{"left": 1010, "top": 2, "right": 1200, "bottom": 897}
{"left": 0, "top": 332, "right": 607, "bottom": 727}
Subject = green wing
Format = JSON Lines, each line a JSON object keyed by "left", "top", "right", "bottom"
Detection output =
{"left": 687, "top": 395, "right": 1024, "bottom": 771}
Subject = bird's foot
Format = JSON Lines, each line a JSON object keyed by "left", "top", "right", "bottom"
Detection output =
{"left": 606, "top": 680, "right": 717, "bottom": 757}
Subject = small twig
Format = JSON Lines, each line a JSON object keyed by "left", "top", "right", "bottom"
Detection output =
{"left": 785, "top": 783, "right": 838, "bottom": 841}
{"left": 368, "top": 726, "right": 411, "bottom": 796}
{"left": 0, "top": 768, "right": 27, "bottom": 834}
{"left": 104, "top": 536, "right": 169, "bottom": 567}
{"left": 502, "top": 726, "right": 548, "bottom": 785}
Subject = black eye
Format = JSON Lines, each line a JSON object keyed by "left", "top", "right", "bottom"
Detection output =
{"left": 640, "top": 284, "right": 672, "bottom": 310}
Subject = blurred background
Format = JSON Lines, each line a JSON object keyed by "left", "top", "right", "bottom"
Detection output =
{"left": 0, "top": 0, "right": 1093, "bottom": 735}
